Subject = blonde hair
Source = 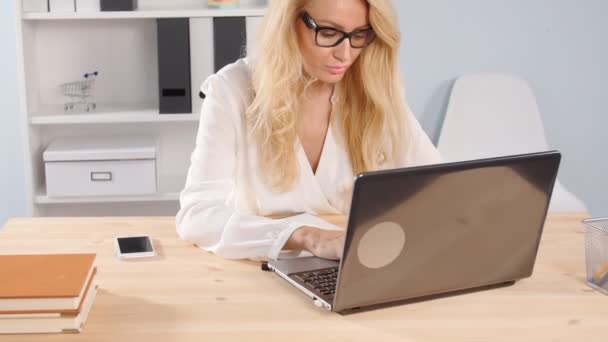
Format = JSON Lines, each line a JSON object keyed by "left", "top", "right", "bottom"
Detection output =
{"left": 247, "top": 0, "right": 409, "bottom": 192}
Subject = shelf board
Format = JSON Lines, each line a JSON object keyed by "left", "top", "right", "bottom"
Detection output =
{"left": 35, "top": 192, "right": 180, "bottom": 204}
{"left": 35, "top": 174, "right": 184, "bottom": 204}
{"left": 22, "top": 6, "right": 266, "bottom": 20}
{"left": 30, "top": 104, "right": 200, "bottom": 125}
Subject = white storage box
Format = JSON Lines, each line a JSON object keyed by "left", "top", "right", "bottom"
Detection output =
{"left": 43, "top": 136, "right": 157, "bottom": 198}
{"left": 23, "top": 0, "right": 49, "bottom": 12}
{"left": 49, "top": 0, "right": 75, "bottom": 12}
{"left": 76, "top": 0, "right": 100, "bottom": 12}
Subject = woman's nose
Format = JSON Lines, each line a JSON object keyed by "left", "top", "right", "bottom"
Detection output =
{"left": 332, "top": 38, "right": 352, "bottom": 63}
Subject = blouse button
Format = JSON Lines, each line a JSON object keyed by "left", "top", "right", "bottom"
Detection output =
{"left": 377, "top": 153, "right": 386, "bottom": 163}
{"left": 340, "top": 180, "right": 353, "bottom": 193}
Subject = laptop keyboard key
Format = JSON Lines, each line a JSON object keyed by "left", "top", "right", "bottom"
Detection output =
{"left": 292, "top": 267, "right": 339, "bottom": 298}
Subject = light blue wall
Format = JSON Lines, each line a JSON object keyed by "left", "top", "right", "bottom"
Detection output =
{"left": 0, "top": 0, "right": 26, "bottom": 227}
{"left": 0, "top": 0, "right": 605, "bottom": 225}
{"left": 396, "top": 0, "right": 607, "bottom": 216}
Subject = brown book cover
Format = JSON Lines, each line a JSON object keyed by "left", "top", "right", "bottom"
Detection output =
{"left": 0, "top": 254, "right": 96, "bottom": 313}
{"left": 0, "top": 268, "right": 97, "bottom": 315}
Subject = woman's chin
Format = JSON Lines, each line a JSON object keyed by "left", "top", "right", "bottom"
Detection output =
{"left": 318, "top": 73, "right": 346, "bottom": 84}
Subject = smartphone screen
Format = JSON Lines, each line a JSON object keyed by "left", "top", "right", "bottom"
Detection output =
{"left": 117, "top": 236, "right": 154, "bottom": 254}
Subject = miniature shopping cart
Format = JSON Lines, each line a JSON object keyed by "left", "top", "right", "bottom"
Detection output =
{"left": 60, "top": 71, "right": 98, "bottom": 112}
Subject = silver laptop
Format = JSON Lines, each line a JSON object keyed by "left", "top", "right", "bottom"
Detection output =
{"left": 268, "top": 151, "right": 561, "bottom": 312}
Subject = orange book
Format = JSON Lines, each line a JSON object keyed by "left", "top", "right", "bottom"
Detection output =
{"left": 0, "top": 254, "right": 96, "bottom": 314}
{"left": 0, "top": 271, "right": 98, "bottom": 334}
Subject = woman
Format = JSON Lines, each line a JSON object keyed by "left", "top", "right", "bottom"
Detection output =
{"left": 176, "top": 0, "right": 441, "bottom": 261}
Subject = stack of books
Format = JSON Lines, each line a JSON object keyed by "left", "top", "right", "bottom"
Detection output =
{"left": 208, "top": 0, "right": 240, "bottom": 9}
{"left": 0, "top": 254, "right": 98, "bottom": 334}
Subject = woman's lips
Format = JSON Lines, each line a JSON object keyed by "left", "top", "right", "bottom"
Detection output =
{"left": 326, "top": 65, "right": 347, "bottom": 75}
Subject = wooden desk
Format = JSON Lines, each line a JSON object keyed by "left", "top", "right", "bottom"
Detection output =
{"left": 0, "top": 213, "right": 606, "bottom": 341}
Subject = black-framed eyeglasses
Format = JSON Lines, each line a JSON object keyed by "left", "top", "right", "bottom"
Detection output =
{"left": 300, "top": 11, "right": 376, "bottom": 49}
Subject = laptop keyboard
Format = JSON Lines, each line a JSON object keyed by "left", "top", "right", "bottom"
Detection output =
{"left": 291, "top": 267, "right": 339, "bottom": 297}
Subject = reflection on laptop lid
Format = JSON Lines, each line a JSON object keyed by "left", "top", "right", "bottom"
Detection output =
{"left": 268, "top": 151, "right": 561, "bottom": 312}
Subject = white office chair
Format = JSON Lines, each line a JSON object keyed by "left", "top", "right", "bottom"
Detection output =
{"left": 437, "top": 73, "right": 587, "bottom": 212}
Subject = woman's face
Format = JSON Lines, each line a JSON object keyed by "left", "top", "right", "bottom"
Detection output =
{"left": 296, "top": 0, "right": 371, "bottom": 84}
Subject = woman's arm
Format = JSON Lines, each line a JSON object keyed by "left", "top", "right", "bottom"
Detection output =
{"left": 404, "top": 105, "right": 443, "bottom": 166}
{"left": 176, "top": 70, "right": 340, "bottom": 261}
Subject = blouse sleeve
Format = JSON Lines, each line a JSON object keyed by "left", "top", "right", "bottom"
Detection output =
{"left": 175, "top": 71, "right": 340, "bottom": 261}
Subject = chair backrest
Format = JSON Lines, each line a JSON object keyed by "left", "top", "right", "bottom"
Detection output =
{"left": 438, "top": 73, "right": 549, "bottom": 161}
{"left": 437, "top": 73, "right": 587, "bottom": 212}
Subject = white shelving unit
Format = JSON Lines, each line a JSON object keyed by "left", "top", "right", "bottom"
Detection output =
{"left": 29, "top": 104, "right": 200, "bottom": 125}
{"left": 15, "top": 0, "right": 266, "bottom": 217}
{"left": 22, "top": 7, "right": 266, "bottom": 20}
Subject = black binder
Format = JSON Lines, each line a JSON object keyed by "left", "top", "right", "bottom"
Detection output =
{"left": 157, "top": 18, "right": 192, "bottom": 114}
{"left": 100, "top": 0, "right": 137, "bottom": 11}
{"left": 213, "top": 17, "right": 247, "bottom": 72}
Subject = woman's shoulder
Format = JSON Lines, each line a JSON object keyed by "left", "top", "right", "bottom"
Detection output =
{"left": 200, "top": 58, "right": 253, "bottom": 104}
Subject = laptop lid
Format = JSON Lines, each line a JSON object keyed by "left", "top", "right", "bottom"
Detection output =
{"left": 332, "top": 151, "right": 561, "bottom": 312}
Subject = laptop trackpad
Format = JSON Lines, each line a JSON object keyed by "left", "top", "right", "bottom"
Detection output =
{"left": 270, "top": 257, "right": 339, "bottom": 275}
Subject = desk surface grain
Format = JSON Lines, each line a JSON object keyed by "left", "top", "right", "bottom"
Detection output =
{"left": 0, "top": 213, "right": 606, "bottom": 342}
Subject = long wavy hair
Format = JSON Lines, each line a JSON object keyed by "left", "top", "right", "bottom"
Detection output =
{"left": 246, "top": 0, "right": 409, "bottom": 192}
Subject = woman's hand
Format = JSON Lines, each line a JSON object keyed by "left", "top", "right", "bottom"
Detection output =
{"left": 284, "top": 226, "right": 345, "bottom": 260}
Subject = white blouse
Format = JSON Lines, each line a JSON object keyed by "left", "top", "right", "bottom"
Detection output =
{"left": 175, "top": 58, "right": 442, "bottom": 261}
